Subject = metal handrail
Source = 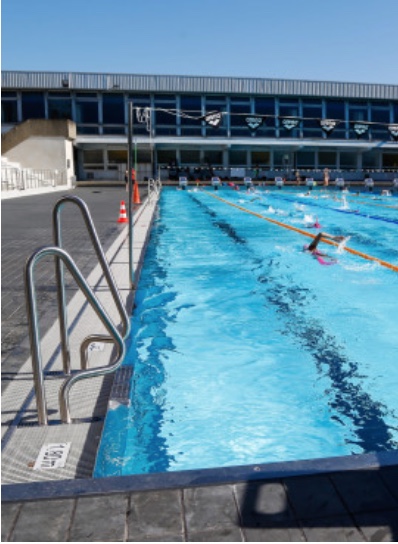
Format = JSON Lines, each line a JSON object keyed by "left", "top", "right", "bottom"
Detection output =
{"left": 147, "top": 177, "right": 162, "bottom": 203}
{"left": 25, "top": 246, "right": 125, "bottom": 425}
{"left": 52, "top": 195, "right": 130, "bottom": 375}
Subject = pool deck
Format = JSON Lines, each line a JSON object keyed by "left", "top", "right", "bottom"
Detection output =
{"left": 2, "top": 184, "right": 398, "bottom": 541}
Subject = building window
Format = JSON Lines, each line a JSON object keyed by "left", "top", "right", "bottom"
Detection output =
{"left": 180, "top": 149, "right": 201, "bottom": 165}
{"left": 76, "top": 98, "right": 99, "bottom": 124}
{"left": 302, "top": 100, "right": 323, "bottom": 139}
{"left": 48, "top": 96, "right": 72, "bottom": 120}
{"left": 340, "top": 151, "right": 357, "bottom": 169}
{"left": 103, "top": 93, "right": 125, "bottom": 124}
{"left": 382, "top": 152, "right": 398, "bottom": 170}
{"left": 362, "top": 150, "right": 380, "bottom": 170}
{"left": 180, "top": 95, "right": 202, "bottom": 136}
{"left": 274, "top": 150, "right": 292, "bottom": 168}
{"left": 83, "top": 149, "right": 103, "bottom": 169}
{"left": 229, "top": 150, "right": 247, "bottom": 166}
{"left": 254, "top": 97, "right": 275, "bottom": 137}
{"left": 318, "top": 151, "right": 337, "bottom": 168}
{"left": 230, "top": 98, "right": 251, "bottom": 137}
{"left": 349, "top": 101, "right": 369, "bottom": 139}
{"left": 325, "top": 100, "right": 346, "bottom": 139}
{"left": 370, "top": 103, "right": 391, "bottom": 140}
{"left": 394, "top": 103, "right": 398, "bottom": 122}
{"left": 108, "top": 149, "right": 127, "bottom": 170}
{"left": 157, "top": 149, "right": 177, "bottom": 167}
{"left": 279, "top": 99, "right": 300, "bottom": 138}
{"left": 203, "top": 150, "right": 223, "bottom": 166}
{"left": 21, "top": 92, "right": 45, "bottom": 120}
{"left": 1, "top": 93, "right": 18, "bottom": 123}
{"left": 296, "top": 151, "right": 315, "bottom": 168}
{"left": 154, "top": 95, "right": 176, "bottom": 136}
{"left": 251, "top": 151, "right": 270, "bottom": 167}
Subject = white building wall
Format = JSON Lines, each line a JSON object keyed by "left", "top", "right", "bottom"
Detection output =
{"left": 5, "top": 136, "right": 75, "bottom": 184}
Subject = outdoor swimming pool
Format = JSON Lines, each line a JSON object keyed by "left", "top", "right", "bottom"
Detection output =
{"left": 94, "top": 186, "right": 398, "bottom": 477}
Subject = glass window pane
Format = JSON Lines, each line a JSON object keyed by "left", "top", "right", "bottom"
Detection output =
{"left": 230, "top": 102, "right": 251, "bottom": 127}
{"left": 108, "top": 150, "right": 127, "bottom": 164}
{"left": 76, "top": 92, "right": 97, "bottom": 98}
{"left": 76, "top": 100, "right": 99, "bottom": 123}
{"left": 103, "top": 126, "right": 125, "bottom": 134}
{"left": 154, "top": 97, "right": 176, "bottom": 136}
{"left": 180, "top": 95, "right": 202, "bottom": 125}
{"left": 77, "top": 126, "right": 99, "bottom": 134}
{"left": 48, "top": 91, "right": 71, "bottom": 97}
{"left": 319, "top": 151, "right": 337, "bottom": 168}
{"left": 48, "top": 98, "right": 72, "bottom": 120}
{"left": 254, "top": 98, "right": 275, "bottom": 136}
{"left": 340, "top": 151, "right": 357, "bottom": 169}
{"left": 370, "top": 106, "right": 390, "bottom": 124}
{"left": 229, "top": 150, "right": 247, "bottom": 166}
{"left": 383, "top": 152, "right": 398, "bottom": 169}
{"left": 157, "top": 149, "right": 176, "bottom": 165}
{"left": 22, "top": 92, "right": 45, "bottom": 120}
{"left": 273, "top": 151, "right": 292, "bottom": 167}
{"left": 84, "top": 150, "right": 103, "bottom": 163}
{"left": 2, "top": 100, "right": 18, "bottom": 123}
{"left": 296, "top": 151, "right": 315, "bottom": 168}
{"left": 394, "top": 104, "right": 398, "bottom": 122}
{"left": 326, "top": 100, "right": 345, "bottom": 120}
{"left": 180, "top": 149, "right": 201, "bottom": 164}
{"left": 251, "top": 151, "right": 270, "bottom": 167}
{"left": 362, "top": 150, "right": 379, "bottom": 169}
{"left": 203, "top": 150, "right": 223, "bottom": 166}
{"left": 103, "top": 93, "right": 124, "bottom": 124}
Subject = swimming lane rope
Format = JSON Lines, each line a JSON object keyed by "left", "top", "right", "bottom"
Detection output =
{"left": 204, "top": 191, "right": 398, "bottom": 273}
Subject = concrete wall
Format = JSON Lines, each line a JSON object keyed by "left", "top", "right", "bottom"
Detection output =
{"left": 5, "top": 137, "right": 75, "bottom": 184}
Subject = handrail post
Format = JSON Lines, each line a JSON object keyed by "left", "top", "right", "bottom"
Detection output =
{"left": 128, "top": 101, "right": 134, "bottom": 290}
{"left": 25, "top": 246, "right": 126, "bottom": 425}
{"left": 25, "top": 253, "right": 49, "bottom": 425}
{"left": 52, "top": 197, "right": 130, "bottom": 373}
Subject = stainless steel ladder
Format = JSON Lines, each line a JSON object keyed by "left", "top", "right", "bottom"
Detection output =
{"left": 25, "top": 196, "right": 130, "bottom": 425}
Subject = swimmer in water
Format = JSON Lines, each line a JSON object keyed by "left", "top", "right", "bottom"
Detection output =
{"left": 305, "top": 232, "right": 347, "bottom": 265}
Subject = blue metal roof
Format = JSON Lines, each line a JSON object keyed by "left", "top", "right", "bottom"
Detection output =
{"left": 2, "top": 70, "right": 398, "bottom": 100}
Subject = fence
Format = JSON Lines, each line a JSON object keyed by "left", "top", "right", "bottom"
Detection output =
{"left": 1, "top": 168, "right": 67, "bottom": 192}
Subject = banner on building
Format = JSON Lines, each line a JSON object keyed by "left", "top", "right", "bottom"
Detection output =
{"left": 319, "top": 119, "right": 338, "bottom": 135}
{"left": 203, "top": 111, "right": 223, "bottom": 128}
{"left": 281, "top": 118, "right": 300, "bottom": 131}
{"left": 353, "top": 123, "right": 369, "bottom": 137}
{"left": 245, "top": 116, "right": 264, "bottom": 131}
{"left": 388, "top": 124, "right": 398, "bottom": 141}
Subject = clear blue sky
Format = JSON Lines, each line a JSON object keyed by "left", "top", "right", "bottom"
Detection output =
{"left": 2, "top": 0, "right": 398, "bottom": 84}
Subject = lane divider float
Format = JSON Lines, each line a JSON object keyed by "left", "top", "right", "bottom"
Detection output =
{"left": 204, "top": 191, "right": 398, "bottom": 273}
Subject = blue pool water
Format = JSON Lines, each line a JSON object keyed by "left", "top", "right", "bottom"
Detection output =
{"left": 94, "top": 187, "right": 398, "bottom": 477}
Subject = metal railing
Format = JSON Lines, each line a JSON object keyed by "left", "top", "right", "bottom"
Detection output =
{"left": 147, "top": 177, "right": 162, "bottom": 202}
{"left": 1, "top": 167, "right": 67, "bottom": 191}
{"left": 25, "top": 247, "right": 125, "bottom": 425}
{"left": 53, "top": 196, "right": 130, "bottom": 375}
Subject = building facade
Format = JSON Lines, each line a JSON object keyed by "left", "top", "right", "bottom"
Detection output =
{"left": 2, "top": 70, "right": 398, "bottom": 182}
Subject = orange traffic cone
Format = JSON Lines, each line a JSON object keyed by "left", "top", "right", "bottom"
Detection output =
{"left": 117, "top": 201, "right": 128, "bottom": 223}
{"left": 133, "top": 182, "right": 141, "bottom": 204}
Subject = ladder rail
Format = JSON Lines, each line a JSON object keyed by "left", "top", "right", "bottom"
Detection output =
{"left": 52, "top": 195, "right": 130, "bottom": 375}
{"left": 25, "top": 246, "right": 125, "bottom": 425}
